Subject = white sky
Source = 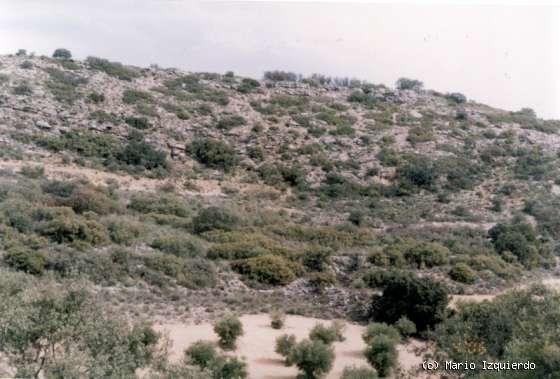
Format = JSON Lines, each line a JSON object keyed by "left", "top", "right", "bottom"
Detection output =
{"left": 1, "top": 0, "right": 559, "bottom": 119}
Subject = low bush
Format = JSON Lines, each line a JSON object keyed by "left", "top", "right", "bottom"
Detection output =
{"left": 404, "top": 242, "right": 449, "bottom": 268}
{"left": 270, "top": 310, "right": 286, "bottom": 329}
{"left": 87, "top": 92, "right": 105, "bottom": 103}
{"left": 364, "top": 335, "right": 398, "bottom": 378}
{"left": 3, "top": 248, "right": 46, "bottom": 275}
{"left": 288, "top": 339, "right": 335, "bottom": 379}
{"left": 275, "top": 334, "right": 297, "bottom": 364}
{"left": 488, "top": 219, "right": 541, "bottom": 268}
{"left": 232, "top": 255, "right": 300, "bottom": 286}
{"left": 396, "top": 78, "right": 423, "bottom": 91}
{"left": 341, "top": 366, "right": 379, "bottom": 379}
{"left": 184, "top": 341, "right": 217, "bottom": 369}
{"left": 128, "top": 193, "right": 189, "bottom": 217}
{"left": 214, "top": 316, "right": 243, "bottom": 350}
{"left": 192, "top": 206, "right": 240, "bottom": 234}
{"left": 187, "top": 138, "right": 238, "bottom": 172}
{"left": 209, "top": 355, "right": 247, "bottom": 379}
{"left": 216, "top": 115, "right": 246, "bottom": 130}
{"left": 150, "top": 235, "right": 205, "bottom": 258}
{"left": 448, "top": 263, "right": 477, "bottom": 284}
{"left": 122, "top": 89, "right": 153, "bottom": 105}
{"left": 362, "top": 323, "right": 400, "bottom": 345}
{"left": 86, "top": 56, "right": 140, "bottom": 81}
{"left": 125, "top": 116, "right": 151, "bottom": 129}
{"left": 309, "top": 324, "right": 338, "bottom": 346}
{"left": 395, "top": 317, "right": 416, "bottom": 338}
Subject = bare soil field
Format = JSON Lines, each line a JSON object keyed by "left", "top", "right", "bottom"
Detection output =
{"left": 155, "top": 314, "right": 425, "bottom": 379}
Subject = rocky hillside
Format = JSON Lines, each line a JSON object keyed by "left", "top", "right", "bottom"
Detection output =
{"left": 1, "top": 52, "right": 559, "bottom": 321}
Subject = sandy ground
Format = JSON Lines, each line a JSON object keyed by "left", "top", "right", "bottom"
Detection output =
{"left": 155, "top": 314, "right": 424, "bottom": 379}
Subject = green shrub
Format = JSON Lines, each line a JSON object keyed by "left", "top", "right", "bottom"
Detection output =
{"left": 364, "top": 335, "right": 398, "bottom": 378}
{"left": 449, "top": 263, "right": 477, "bottom": 284}
{"left": 216, "top": 115, "right": 246, "bottom": 130}
{"left": 150, "top": 235, "right": 205, "bottom": 257}
{"left": 142, "top": 254, "right": 217, "bottom": 289}
{"left": 368, "top": 246, "right": 405, "bottom": 268}
{"left": 341, "top": 366, "right": 379, "bottom": 379}
{"left": 208, "top": 355, "right": 247, "bottom": 379}
{"left": 371, "top": 275, "right": 448, "bottom": 331}
{"left": 125, "top": 116, "right": 151, "bottom": 129}
{"left": 187, "top": 138, "right": 238, "bottom": 172}
{"left": 407, "top": 126, "right": 434, "bottom": 145}
{"left": 308, "top": 271, "right": 337, "bottom": 290}
{"left": 106, "top": 217, "right": 146, "bottom": 245}
{"left": 53, "top": 48, "right": 72, "bottom": 59}
{"left": 264, "top": 310, "right": 285, "bottom": 330}
{"left": 213, "top": 316, "right": 243, "bottom": 350}
{"left": 309, "top": 324, "right": 338, "bottom": 346}
{"left": 288, "top": 339, "right": 335, "bottom": 379}
{"left": 396, "top": 156, "right": 437, "bottom": 191}
{"left": 377, "top": 148, "right": 401, "bottom": 167}
{"left": 3, "top": 248, "right": 46, "bottom": 275}
{"left": 37, "top": 207, "right": 109, "bottom": 246}
{"left": 19, "top": 60, "right": 33, "bottom": 69}
{"left": 237, "top": 78, "right": 260, "bottom": 93}
{"left": 232, "top": 255, "right": 299, "bottom": 286}
{"left": 362, "top": 323, "right": 400, "bottom": 345}
{"left": 34, "top": 129, "right": 120, "bottom": 159}
{"left": 87, "top": 92, "right": 105, "bottom": 103}
{"left": 116, "top": 134, "right": 167, "bottom": 171}
{"left": 275, "top": 334, "right": 297, "bottom": 364}
{"left": 13, "top": 82, "right": 33, "bottom": 96}
{"left": 64, "top": 185, "right": 119, "bottom": 215}
{"left": 20, "top": 165, "right": 45, "bottom": 178}
{"left": 86, "top": 56, "right": 140, "bottom": 81}
{"left": 128, "top": 193, "right": 189, "bottom": 217}
{"left": 301, "top": 246, "right": 332, "bottom": 272}
{"left": 90, "top": 110, "right": 119, "bottom": 124}
{"left": 184, "top": 341, "right": 217, "bottom": 369}
{"left": 404, "top": 242, "right": 449, "bottom": 268}
{"left": 489, "top": 219, "right": 542, "bottom": 268}
{"left": 395, "top": 317, "right": 416, "bottom": 338}
{"left": 396, "top": 78, "right": 423, "bottom": 91}
{"left": 122, "top": 89, "right": 153, "bottom": 104}
{"left": 192, "top": 206, "right": 240, "bottom": 234}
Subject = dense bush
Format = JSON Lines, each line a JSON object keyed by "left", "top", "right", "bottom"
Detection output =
{"left": 209, "top": 355, "right": 247, "bottom": 379}
{"left": 448, "top": 263, "right": 477, "bottom": 284}
{"left": 52, "top": 48, "right": 72, "bottom": 59}
{"left": 185, "top": 340, "right": 217, "bottom": 369}
{"left": 396, "top": 78, "right": 423, "bottom": 91}
{"left": 122, "top": 89, "right": 154, "bottom": 104}
{"left": 232, "top": 255, "right": 299, "bottom": 286}
{"left": 395, "top": 317, "right": 416, "bottom": 338}
{"left": 125, "top": 116, "right": 151, "bottom": 129}
{"left": 406, "top": 126, "right": 434, "bottom": 145}
{"left": 192, "top": 206, "right": 240, "bottom": 234}
{"left": 187, "top": 138, "right": 239, "bottom": 172}
{"left": 3, "top": 248, "right": 46, "bottom": 275}
{"left": 288, "top": 339, "right": 335, "bottom": 379}
{"left": 488, "top": 219, "right": 541, "bottom": 268}
{"left": 150, "top": 234, "right": 205, "bottom": 257}
{"left": 214, "top": 315, "right": 243, "bottom": 350}
{"left": 275, "top": 334, "right": 297, "bottom": 364}
{"left": 216, "top": 115, "right": 246, "bottom": 130}
{"left": 301, "top": 246, "right": 332, "bottom": 272}
{"left": 396, "top": 156, "right": 438, "bottom": 192}
{"left": 435, "top": 286, "right": 560, "bottom": 378}
{"left": 371, "top": 275, "right": 448, "bottom": 331}
{"left": 362, "top": 323, "right": 400, "bottom": 345}
{"left": 270, "top": 310, "right": 286, "bottom": 329}
{"left": 264, "top": 71, "right": 298, "bottom": 82}
{"left": 404, "top": 242, "right": 449, "bottom": 268}
{"left": 86, "top": 56, "right": 140, "bottom": 81}
{"left": 309, "top": 323, "right": 342, "bottom": 346}
{"left": 115, "top": 133, "right": 168, "bottom": 171}
{"left": 128, "top": 193, "right": 189, "bottom": 217}
{"left": 364, "top": 335, "right": 398, "bottom": 378}
{"left": 87, "top": 92, "right": 105, "bottom": 103}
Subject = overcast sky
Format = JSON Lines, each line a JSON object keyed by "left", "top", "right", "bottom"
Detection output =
{"left": 1, "top": 0, "right": 558, "bottom": 119}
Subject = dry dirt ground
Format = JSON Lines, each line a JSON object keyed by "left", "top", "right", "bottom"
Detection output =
{"left": 155, "top": 314, "right": 425, "bottom": 379}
